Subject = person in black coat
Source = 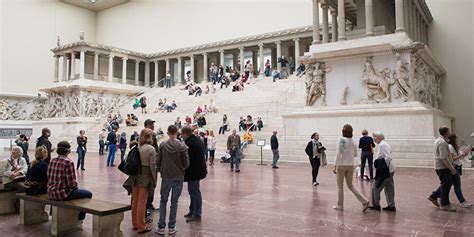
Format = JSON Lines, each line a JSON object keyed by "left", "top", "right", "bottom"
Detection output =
{"left": 36, "top": 127, "right": 53, "bottom": 163}
{"left": 181, "top": 126, "right": 207, "bottom": 222}
{"left": 305, "top": 132, "right": 324, "bottom": 186}
{"left": 270, "top": 131, "right": 280, "bottom": 169}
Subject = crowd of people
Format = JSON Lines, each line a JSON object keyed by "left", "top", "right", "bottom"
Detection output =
{"left": 154, "top": 98, "right": 177, "bottom": 113}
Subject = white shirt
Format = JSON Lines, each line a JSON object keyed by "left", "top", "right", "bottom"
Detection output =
{"left": 376, "top": 140, "right": 396, "bottom": 173}
{"left": 335, "top": 137, "right": 357, "bottom": 166}
{"left": 448, "top": 144, "right": 464, "bottom": 166}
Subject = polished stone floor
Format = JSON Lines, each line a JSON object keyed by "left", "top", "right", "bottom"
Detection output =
{"left": 0, "top": 151, "right": 473, "bottom": 237}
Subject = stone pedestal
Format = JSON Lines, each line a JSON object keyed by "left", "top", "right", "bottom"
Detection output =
{"left": 51, "top": 206, "right": 82, "bottom": 236}
{"left": 20, "top": 200, "right": 49, "bottom": 224}
{"left": 0, "top": 191, "right": 16, "bottom": 214}
{"left": 93, "top": 213, "right": 124, "bottom": 237}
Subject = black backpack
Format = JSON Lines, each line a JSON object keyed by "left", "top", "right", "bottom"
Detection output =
{"left": 118, "top": 145, "right": 142, "bottom": 175}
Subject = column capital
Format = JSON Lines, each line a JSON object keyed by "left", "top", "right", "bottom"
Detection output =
{"left": 258, "top": 43, "right": 264, "bottom": 47}
{"left": 108, "top": 54, "right": 114, "bottom": 58}
{"left": 275, "top": 41, "right": 281, "bottom": 44}
{"left": 293, "top": 38, "right": 300, "bottom": 42}
{"left": 94, "top": 51, "right": 100, "bottom": 56}
{"left": 165, "top": 58, "right": 170, "bottom": 62}
{"left": 321, "top": 2, "right": 329, "bottom": 8}
{"left": 219, "top": 49, "right": 225, "bottom": 53}
{"left": 202, "top": 52, "right": 208, "bottom": 56}
{"left": 330, "top": 9, "right": 337, "bottom": 16}
{"left": 238, "top": 46, "right": 244, "bottom": 50}
{"left": 189, "top": 55, "right": 194, "bottom": 59}
{"left": 135, "top": 60, "right": 140, "bottom": 64}
{"left": 122, "top": 57, "right": 128, "bottom": 60}
{"left": 53, "top": 54, "right": 60, "bottom": 58}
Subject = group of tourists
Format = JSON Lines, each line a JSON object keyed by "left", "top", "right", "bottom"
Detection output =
{"left": 154, "top": 98, "right": 177, "bottom": 113}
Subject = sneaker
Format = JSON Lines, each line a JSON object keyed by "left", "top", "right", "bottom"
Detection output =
{"left": 312, "top": 182, "right": 319, "bottom": 186}
{"left": 382, "top": 206, "right": 397, "bottom": 212}
{"left": 235, "top": 170, "right": 240, "bottom": 173}
{"left": 368, "top": 205, "right": 381, "bottom": 211}
{"left": 168, "top": 227, "right": 177, "bottom": 235}
{"left": 332, "top": 205, "right": 343, "bottom": 211}
{"left": 362, "top": 202, "right": 370, "bottom": 213}
{"left": 186, "top": 216, "right": 201, "bottom": 222}
{"left": 184, "top": 213, "right": 193, "bottom": 218}
{"left": 154, "top": 228, "right": 166, "bottom": 235}
{"left": 272, "top": 166, "right": 279, "bottom": 169}
{"left": 460, "top": 201, "right": 472, "bottom": 208}
{"left": 440, "top": 204, "right": 457, "bottom": 212}
{"left": 427, "top": 196, "right": 440, "bottom": 207}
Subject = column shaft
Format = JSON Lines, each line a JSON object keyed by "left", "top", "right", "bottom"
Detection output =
{"left": 219, "top": 50, "right": 225, "bottom": 66}
{"left": 93, "top": 52, "right": 99, "bottom": 80}
{"left": 122, "top": 57, "right": 127, "bottom": 84}
{"left": 190, "top": 55, "right": 195, "bottom": 81}
{"left": 203, "top": 53, "right": 208, "bottom": 82}
{"left": 312, "top": 0, "right": 320, "bottom": 44}
{"left": 239, "top": 47, "right": 244, "bottom": 75}
{"left": 154, "top": 60, "right": 159, "bottom": 86}
{"left": 177, "top": 57, "right": 183, "bottom": 85}
{"left": 70, "top": 52, "right": 76, "bottom": 79}
{"left": 294, "top": 39, "right": 300, "bottom": 71}
{"left": 365, "top": 0, "right": 375, "bottom": 36}
{"left": 322, "top": 4, "right": 329, "bottom": 43}
{"left": 165, "top": 59, "right": 170, "bottom": 72}
{"left": 108, "top": 55, "right": 114, "bottom": 82}
{"left": 79, "top": 50, "right": 85, "bottom": 79}
{"left": 62, "top": 55, "right": 68, "bottom": 81}
{"left": 144, "top": 62, "right": 150, "bottom": 87}
{"left": 337, "top": 0, "right": 346, "bottom": 40}
{"left": 395, "top": 0, "right": 405, "bottom": 32}
{"left": 276, "top": 42, "right": 282, "bottom": 71}
{"left": 258, "top": 43, "right": 264, "bottom": 76}
{"left": 135, "top": 61, "right": 139, "bottom": 86}
{"left": 331, "top": 11, "right": 337, "bottom": 42}
{"left": 54, "top": 56, "right": 59, "bottom": 82}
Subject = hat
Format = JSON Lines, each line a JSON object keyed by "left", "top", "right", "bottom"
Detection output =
{"left": 144, "top": 119, "right": 156, "bottom": 127}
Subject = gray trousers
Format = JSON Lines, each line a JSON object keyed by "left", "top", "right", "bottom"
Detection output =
{"left": 372, "top": 173, "right": 395, "bottom": 207}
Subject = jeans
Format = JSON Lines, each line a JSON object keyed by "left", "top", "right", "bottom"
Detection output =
{"left": 264, "top": 68, "right": 270, "bottom": 77}
{"left": 230, "top": 148, "right": 240, "bottom": 171}
{"left": 272, "top": 73, "right": 280, "bottom": 82}
{"left": 187, "top": 180, "right": 202, "bottom": 218}
{"left": 430, "top": 169, "right": 453, "bottom": 206}
{"left": 335, "top": 166, "right": 368, "bottom": 208}
{"left": 360, "top": 151, "right": 374, "bottom": 179}
{"left": 98, "top": 140, "right": 105, "bottom": 155}
{"left": 119, "top": 148, "right": 126, "bottom": 162}
{"left": 203, "top": 147, "right": 209, "bottom": 162}
{"left": 309, "top": 157, "right": 320, "bottom": 183}
{"left": 165, "top": 79, "right": 171, "bottom": 88}
{"left": 272, "top": 149, "right": 280, "bottom": 167}
{"left": 66, "top": 188, "right": 93, "bottom": 220}
{"left": 372, "top": 173, "right": 396, "bottom": 207}
{"left": 158, "top": 177, "right": 184, "bottom": 228}
{"left": 453, "top": 166, "right": 465, "bottom": 203}
{"left": 219, "top": 125, "right": 227, "bottom": 135}
{"left": 107, "top": 144, "right": 116, "bottom": 166}
{"left": 76, "top": 147, "right": 86, "bottom": 170}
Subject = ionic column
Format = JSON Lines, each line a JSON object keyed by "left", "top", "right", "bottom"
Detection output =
{"left": 251, "top": 50, "right": 257, "bottom": 76}
{"left": 203, "top": 53, "right": 208, "bottom": 82}
{"left": 135, "top": 60, "right": 139, "bottom": 86}
{"left": 54, "top": 55, "right": 59, "bottom": 82}
{"left": 414, "top": 8, "right": 419, "bottom": 41}
{"left": 239, "top": 47, "right": 244, "bottom": 75}
{"left": 312, "top": 0, "right": 321, "bottom": 44}
{"left": 407, "top": 1, "right": 413, "bottom": 37}
{"left": 154, "top": 60, "right": 159, "bottom": 87}
{"left": 337, "top": 0, "right": 346, "bottom": 40}
{"left": 276, "top": 41, "right": 282, "bottom": 71}
{"left": 365, "top": 0, "right": 375, "bottom": 36}
{"left": 219, "top": 50, "right": 225, "bottom": 66}
{"left": 62, "top": 55, "right": 68, "bottom": 81}
{"left": 395, "top": 0, "right": 405, "bottom": 33}
{"left": 331, "top": 10, "right": 338, "bottom": 42}
{"left": 70, "top": 51, "right": 76, "bottom": 79}
{"left": 258, "top": 43, "right": 264, "bottom": 76}
{"left": 121, "top": 57, "right": 127, "bottom": 84}
{"left": 93, "top": 52, "right": 99, "bottom": 80}
{"left": 322, "top": 3, "right": 329, "bottom": 43}
{"left": 108, "top": 54, "right": 114, "bottom": 82}
{"left": 189, "top": 55, "right": 195, "bottom": 80}
{"left": 79, "top": 50, "right": 85, "bottom": 79}
{"left": 294, "top": 38, "right": 300, "bottom": 71}
{"left": 165, "top": 58, "right": 170, "bottom": 72}
{"left": 177, "top": 57, "right": 183, "bottom": 85}
{"left": 144, "top": 61, "right": 150, "bottom": 87}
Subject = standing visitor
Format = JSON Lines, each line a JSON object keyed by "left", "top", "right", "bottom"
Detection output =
{"left": 305, "top": 132, "right": 324, "bottom": 186}
{"left": 219, "top": 114, "right": 229, "bottom": 135}
{"left": 124, "top": 129, "right": 157, "bottom": 234}
{"left": 288, "top": 56, "right": 295, "bottom": 74}
{"left": 332, "top": 124, "right": 369, "bottom": 212}
{"left": 25, "top": 146, "right": 49, "bottom": 196}
{"left": 270, "top": 130, "right": 280, "bottom": 169}
{"left": 36, "top": 127, "right": 53, "bottom": 163}
{"left": 76, "top": 130, "right": 87, "bottom": 171}
{"left": 119, "top": 132, "right": 127, "bottom": 163}
{"left": 144, "top": 119, "right": 159, "bottom": 214}
{"left": 264, "top": 59, "right": 271, "bottom": 76}
{"left": 15, "top": 134, "right": 30, "bottom": 165}
{"left": 165, "top": 71, "right": 172, "bottom": 88}
{"left": 106, "top": 127, "right": 118, "bottom": 167}
{"left": 207, "top": 130, "right": 217, "bottom": 166}
{"left": 47, "top": 141, "right": 93, "bottom": 222}
{"left": 155, "top": 125, "right": 189, "bottom": 235}
{"left": 358, "top": 129, "right": 375, "bottom": 181}
{"left": 140, "top": 96, "right": 147, "bottom": 114}
{"left": 199, "top": 131, "right": 209, "bottom": 162}
{"left": 181, "top": 126, "right": 207, "bottom": 223}
{"left": 447, "top": 133, "right": 471, "bottom": 208}
{"left": 227, "top": 129, "right": 241, "bottom": 172}
{"left": 98, "top": 129, "right": 106, "bottom": 156}
{"left": 428, "top": 126, "right": 458, "bottom": 212}
{"left": 278, "top": 56, "right": 289, "bottom": 79}
{"left": 368, "top": 132, "right": 396, "bottom": 212}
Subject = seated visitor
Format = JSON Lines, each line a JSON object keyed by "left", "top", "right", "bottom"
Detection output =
{"left": 156, "top": 127, "right": 165, "bottom": 140}
{"left": 204, "top": 85, "right": 210, "bottom": 94}
{"left": 194, "top": 85, "right": 202, "bottom": 97}
{"left": 133, "top": 96, "right": 140, "bottom": 110}
{"left": 2, "top": 146, "right": 28, "bottom": 211}
{"left": 232, "top": 79, "right": 244, "bottom": 92}
{"left": 209, "top": 99, "right": 218, "bottom": 113}
{"left": 25, "top": 146, "right": 49, "bottom": 195}
{"left": 154, "top": 99, "right": 165, "bottom": 113}
{"left": 197, "top": 116, "right": 207, "bottom": 128}
{"left": 171, "top": 100, "right": 177, "bottom": 110}
{"left": 174, "top": 117, "right": 182, "bottom": 129}
{"left": 220, "top": 76, "right": 229, "bottom": 89}
{"left": 164, "top": 101, "right": 173, "bottom": 112}
{"left": 131, "top": 113, "right": 138, "bottom": 121}
{"left": 243, "top": 131, "right": 254, "bottom": 144}
{"left": 47, "top": 141, "right": 93, "bottom": 222}
{"left": 184, "top": 115, "right": 192, "bottom": 125}
{"left": 196, "top": 106, "right": 203, "bottom": 115}
{"left": 272, "top": 67, "right": 280, "bottom": 82}
{"left": 256, "top": 117, "right": 264, "bottom": 131}
{"left": 126, "top": 114, "right": 137, "bottom": 126}
{"left": 238, "top": 117, "right": 246, "bottom": 132}
{"left": 245, "top": 115, "right": 254, "bottom": 131}
{"left": 296, "top": 63, "right": 306, "bottom": 77}
{"left": 188, "top": 85, "right": 195, "bottom": 95}
{"left": 203, "top": 105, "right": 209, "bottom": 115}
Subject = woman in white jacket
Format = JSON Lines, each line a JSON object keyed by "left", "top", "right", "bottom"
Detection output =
{"left": 207, "top": 130, "right": 217, "bottom": 166}
{"left": 2, "top": 146, "right": 28, "bottom": 212}
{"left": 332, "top": 124, "right": 369, "bottom": 212}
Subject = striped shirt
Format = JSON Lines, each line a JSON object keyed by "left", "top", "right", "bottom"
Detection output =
{"left": 47, "top": 155, "right": 77, "bottom": 201}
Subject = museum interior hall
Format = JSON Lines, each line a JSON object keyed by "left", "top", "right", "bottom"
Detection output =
{"left": 0, "top": 0, "right": 473, "bottom": 236}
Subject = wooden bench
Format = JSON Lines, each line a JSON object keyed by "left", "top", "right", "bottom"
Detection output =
{"left": 17, "top": 193, "right": 131, "bottom": 237}
{"left": 0, "top": 185, "right": 16, "bottom": 214}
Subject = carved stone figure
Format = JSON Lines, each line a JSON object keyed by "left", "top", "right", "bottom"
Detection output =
{"left": 56, "top": 36, "right": 61, "bottom": 47}
{"left": 340, "top": 86, "right": 349, "bottom": 105}
{"left": 393, "top": 54, "right": 411, "bottom": 101}
{"left": 0, "top": 99, "right": 9, "bottom": 120}
{"left": 362, "top": 57, "right": 394, "bottom": 103}
{"left": 305, "top": 62, "right": 330, "bottom": 106}
{"left": 412, "top": 55, "right": 441, "bottom": 108}
{"left": 9, "top": 103, "right": 27, "bottom": 120}
{"left": 84, "top": 92, "right": 95, "bottom": 117}
{"left": 70, "top": 93, "right": 81, "bottom": 117}
{"left": 30, "top": 102, "right": 45, "bottom": 120}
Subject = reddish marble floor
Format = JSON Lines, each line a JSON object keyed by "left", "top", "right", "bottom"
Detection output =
{"left": 0, "top": 151, "right": 473, "bottom": 237}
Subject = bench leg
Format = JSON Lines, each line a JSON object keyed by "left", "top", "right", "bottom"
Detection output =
{"left": 93, "top": 212, "right": 124, "bottom": 237}
{"left": 0, "top": 192, "right": 16, "bottom": 214}
{"left": 20, "top": 200, "right": 48, "bottom": 224}
{"left": 51, "top": 206, "right": 82, "bottom": 236}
